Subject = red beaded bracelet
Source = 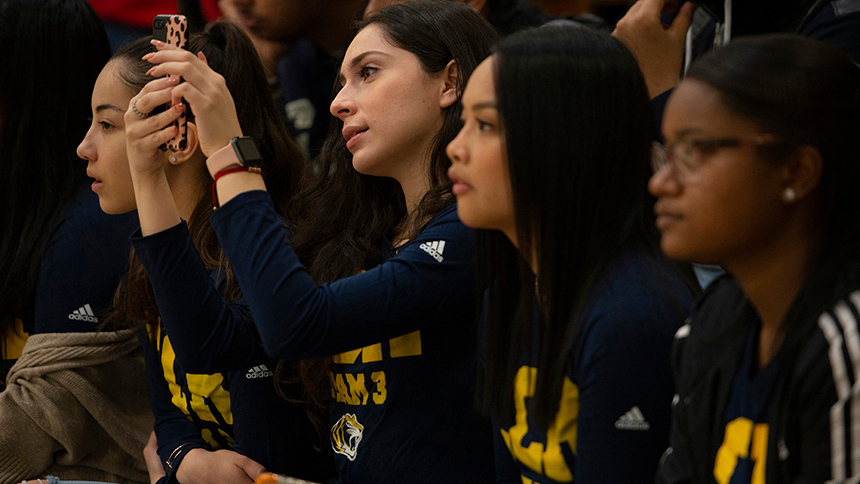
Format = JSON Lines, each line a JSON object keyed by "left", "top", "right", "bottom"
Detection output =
{"left": 211, "top": 165, "right": 262, "bottom": 210}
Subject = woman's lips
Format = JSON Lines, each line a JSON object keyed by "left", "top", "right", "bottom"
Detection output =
{"left": 448, "top": 172, "right": 471, "bottom": 195}
{"left": 655, "top": 212, "right": 682, "bottom": 231}
{"left": 345, "top": 129, "right": 366, "bottom": 151}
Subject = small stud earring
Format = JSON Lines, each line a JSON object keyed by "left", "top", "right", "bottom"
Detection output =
{"left": 783, "top": 188, "right": 796, "bottom": 202}
{"left": 171, "top": 156, "right": 177, "bottom": 163}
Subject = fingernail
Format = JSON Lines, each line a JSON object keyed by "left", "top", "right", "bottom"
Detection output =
{"left": 174, "top": 103, "right": 184, "bottom": 110}
{"left": 168, "top": 76, "right": 180, "bottom": 84}
{"left": 146, "top": 67, "right": 155, "bottom": 76}
{"left": 151, "top": 39, "right": 164, "bottom": 45}
{"left": 142, "top": 52, "right": 153, "bottom": 60}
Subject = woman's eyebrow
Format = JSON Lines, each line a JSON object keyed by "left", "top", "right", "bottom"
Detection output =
{"left": 338, "top": 51, "right": 392, "bottom": 86}
{"left": 95, "top": 103, "right": 125, "bottom": 114}
{"left": 348, "top": 50, "right": 391, "bottom": 70}
{"left": 472, "top": 101, "right": 498, "bottom": 111}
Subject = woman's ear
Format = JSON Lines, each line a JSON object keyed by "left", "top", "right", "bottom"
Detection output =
{"left": 439, "top": 59, "right": 459, "bottom": 109}
{"left": 780, "top": 145, "right": 822, "bottom": 204}
{"left": 167, "top": 121, "right": 201, "bottom": 165}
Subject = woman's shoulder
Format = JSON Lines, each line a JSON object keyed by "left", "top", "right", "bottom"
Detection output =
{"left": 576, "top": 248, "right": 694, "bottom": 360}
{"left": 39, "top": 186, "right": 139, "bottom": 278}
{"left": 795, "top": 285, "right": 860, "bottom": 377}
{"left": 50, "top": 185, "right": 139, "bottom": 244}
{"left": 585, "top": 247, "right": 694, "bottom": 329}
{"left": 573, "top": 248, "right": 693, "bottom": 379}
{"left": 686, "top": 275, "right": 748, "bottom": 335}
{"left": 423, "top": 202, "right": 464, "bottom": 228}
{"left": 409, "top": 202, "right": 475, "bottom": 254}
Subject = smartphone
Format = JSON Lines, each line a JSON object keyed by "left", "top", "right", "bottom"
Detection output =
{"left": 665, "top": 0, "right": 724, "bottom": 23}
{"left": 152, "top": 14, "right": 188, "bottom": 152}
{"left": 254, "top": 473, "right": 318, "bottom": 484}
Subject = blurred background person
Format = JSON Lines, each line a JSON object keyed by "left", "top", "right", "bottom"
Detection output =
{"left": 220, "top": 0, "right": 366, "bottom": 160}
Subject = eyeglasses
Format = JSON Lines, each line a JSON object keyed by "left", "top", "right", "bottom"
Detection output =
{"left": 651, "top": 134, "right": 787, "bottom": 181}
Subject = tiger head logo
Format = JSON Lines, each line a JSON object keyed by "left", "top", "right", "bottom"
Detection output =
{"left": 331, "top": 413, "right": 364, "bottom": 461}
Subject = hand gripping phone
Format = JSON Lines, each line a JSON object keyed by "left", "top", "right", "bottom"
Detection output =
{"left": 152, "top": 14, "right": 188, "bottom": 152}
{"left": 667, "top": 0, "right": 724, "bottom": 23}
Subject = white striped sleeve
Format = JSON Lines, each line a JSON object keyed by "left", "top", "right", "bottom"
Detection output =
{"left": 820, "top": 290, "right": 860, "bottom": 483}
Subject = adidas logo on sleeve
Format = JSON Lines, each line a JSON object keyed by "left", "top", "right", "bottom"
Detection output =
{"left": 614, "top": 406, "right": 651, "bottom": 431}
{"left": 245, "top": 364, "right": 274, "bottom": 379}
{"left": 68, "top": 304, "right": 99, "bottom": 323}
{"left": 419, "top": 240, "right": 446, "bottom": 262}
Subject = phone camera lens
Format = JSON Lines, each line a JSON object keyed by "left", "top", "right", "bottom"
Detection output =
{"left": 154, "top": 19, "right": 165, "bottom": 29}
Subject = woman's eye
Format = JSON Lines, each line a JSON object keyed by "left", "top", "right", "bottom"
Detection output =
{"left": 477, "top": 120, "right": 494, "bottom": 132}
{"left": 360, "top": 66, "right": 378, "bottom": 79}
{"left": 692, "top": 139, "right": 722, "bottom": 155}
{"left": 99, "top": 121, "right": 114, "bottom": 131}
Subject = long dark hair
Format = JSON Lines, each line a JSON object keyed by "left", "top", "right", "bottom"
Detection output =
{"left": 475, "top": 25, "right": 675, "bottom": 429}
{"left": 284, "top": 0, "right": 498, "bottom": 410}
{"left": 106, "top": 21, "right": 303, "bottom": 332}
{"left": 0, "top": 0, "right": 111, "bottom": 355}
{"left": 289, "top": 1, "right": 498, "bottom": 279}
{"left": 685, "top": 34, "right": 860, "bottom": 331}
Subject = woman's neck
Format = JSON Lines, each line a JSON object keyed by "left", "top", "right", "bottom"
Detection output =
{"left": 167, "top": 160, "right": 208, "bottom": 223}
{"left": 398, "top": 159, "right": 432, "bottom": 216}
{"left": 727, "top": 216, "right": 817, "bottom": 368}
{"left": 392, "top": 155, "right": 433, "bottom": 244}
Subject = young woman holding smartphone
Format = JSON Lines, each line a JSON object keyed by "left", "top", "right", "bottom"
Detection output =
{"left": 78, "top": 23, "right": 334, "bottom": 484}
{"left": 138, "top": 2, "right": 499, "bottom": 481}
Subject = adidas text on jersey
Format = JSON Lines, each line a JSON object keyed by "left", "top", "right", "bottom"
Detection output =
{"left": 246, "top": 364, "right": 274, "bottom": 379}
{"left": 615, "top": 406, "right": 651, "bottom": 431}
{"left": 419, "top": 240, "right": 446, "bottom": 263}
{"left": 68, "top": 304, "right": 98, "bottom": 323}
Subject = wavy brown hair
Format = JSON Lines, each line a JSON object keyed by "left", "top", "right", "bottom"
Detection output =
{"left": 282, "top": 0, "right": 498, "bottom": 413}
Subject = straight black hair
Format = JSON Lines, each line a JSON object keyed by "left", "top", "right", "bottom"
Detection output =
{"left": 475, "top": 24, "right": 686, "bottom": 429}
{"left": 685, "top": 34, "right": 860, "bottom": 332}
{"left": 285, "top": 0, "right": 498, "bottom": 410}
{"left": 0, "top": 0, "right": 111, "bottom": 354}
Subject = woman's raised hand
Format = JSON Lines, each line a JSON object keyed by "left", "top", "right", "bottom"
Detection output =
{"left": 144, "top": 39, "right": 244, "bottom": 159}
{"left": 124, "top": 75, "right": 184, "bottom": 179}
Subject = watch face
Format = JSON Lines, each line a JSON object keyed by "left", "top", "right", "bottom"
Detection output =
{"left": 233, "top": 136, "right": 262, "bottom": 163}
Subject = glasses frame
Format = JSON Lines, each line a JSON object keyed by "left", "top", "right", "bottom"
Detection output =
{"left": 652, "top": 134, "right": 786, "bottom": 181}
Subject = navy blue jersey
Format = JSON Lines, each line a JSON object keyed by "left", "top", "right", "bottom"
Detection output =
{"left": 210, "top": 191, "right": 495, "bottom": 483}
{"left": 495, "top": 248, "right": 693, "bottom": 483}
{"left": 713, "top": 324, "right": 780, "bottom": 484}
{"left": 32, "top": 187, "right": 138, "bottom": 334}
{"left": 1, "top": 187, "right": 137, "bottom": 385}
{"left": 132, "top": 222, "right": 336, "bottom": 483}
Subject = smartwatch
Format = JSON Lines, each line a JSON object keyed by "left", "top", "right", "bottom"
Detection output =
{"left": 207, "top": 136, "right": 263, "bottom": 177}
{"left": 230, "top": 136, "right": 263, "bottom": 166}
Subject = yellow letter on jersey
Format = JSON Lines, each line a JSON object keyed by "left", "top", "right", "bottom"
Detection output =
{"left": 714, "top": 418, "right": 769, "bottom": 484}
{"left": 499, "top": 366, "right": 578, "bottom": 482}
